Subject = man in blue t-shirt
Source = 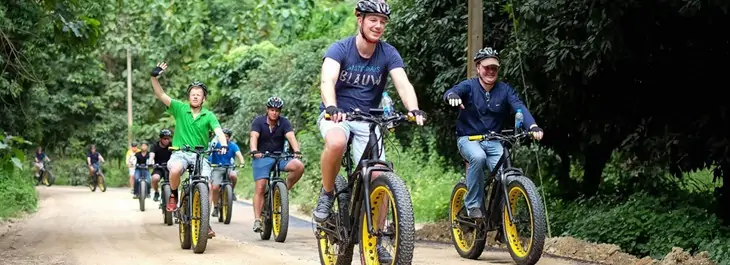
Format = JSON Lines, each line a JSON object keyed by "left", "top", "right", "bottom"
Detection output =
{"left": 443, "top": 47, "right": 544, "bottom": 218}
{"left": 208, "top": 128, "right": 245, "bottom": 216}
{"left": 86, "top": 144, "right": 106, "bottom": 178}
{"left": 249, "top": 97, "right": 305, "bottom": 233}
{"left": 313, "top": 0, "right": 427, "bottom": 226}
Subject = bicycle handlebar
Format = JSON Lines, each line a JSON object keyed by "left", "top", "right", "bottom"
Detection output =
{"left": 323, "top": 108, "right": 416, "bottom": 126}
{"left": 467, "top": 129, "right": 531, "bottom": 142}
{"left": 168, "top": 145, "right": 222, "bottom": 155}
{"left": 262, "top": 151, "right": 296, "bottom": 160}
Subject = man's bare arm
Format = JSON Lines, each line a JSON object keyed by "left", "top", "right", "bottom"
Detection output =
{"left": 320, "top": 58, "right": 341, "bottom": 107}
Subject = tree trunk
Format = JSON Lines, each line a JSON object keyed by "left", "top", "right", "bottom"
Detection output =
{"left": 582, "top": 143, "right": 615, "bottom": 196}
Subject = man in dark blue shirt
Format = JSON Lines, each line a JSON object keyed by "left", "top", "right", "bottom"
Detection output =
{"left": 443, "top": 47, "right": 544, "bottom": 218}
{"left": 249, "top": 97, "right": 305, "bottom": 233}
{"left": 86, "top": 144, "right": 106, "bottom": 179}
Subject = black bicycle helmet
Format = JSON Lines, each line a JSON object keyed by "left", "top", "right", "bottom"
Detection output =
{"left": 159, "top": 129, "right": 172, "bottom": 137}
{"left": 355, "top": 0, "right": 391, "bottom": 19}
{"left": 186, "top": 81, "right": 208, "bottom": 97}
{"left": 473, "top": 47, "right": 499, "bottom": 63}
{"left": 266, "top": 96, "right": 284, "bottom": 109}
{"left": 222, "top": 128, "right": 233, "bottom": 137}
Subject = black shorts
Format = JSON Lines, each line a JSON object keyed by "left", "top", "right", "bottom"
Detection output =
{"left": 152, "top": 168, "right": 167, "bottom": 179}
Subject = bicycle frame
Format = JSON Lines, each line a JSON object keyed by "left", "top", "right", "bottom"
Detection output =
{"left": 175, "top": 145, "right": 216, "bottom": 224}
{"left": 264, "top": 152, "right": 291, "bottom": 202}
{"left": 477, "top": 130, "right": 529, "bottom": 226}
{"left": 332, "top": 109, "right": 398, "bottom": 243}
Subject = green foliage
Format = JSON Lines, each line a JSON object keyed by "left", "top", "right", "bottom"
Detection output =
{"left": 549, "top": 192, "right": 730, "bottom": 263}
{"left": 0, "top": 133, "right": 37, "bottom": 219}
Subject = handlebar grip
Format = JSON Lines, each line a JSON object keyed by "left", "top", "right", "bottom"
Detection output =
{"left": 407, "top": 115, "right": 416, "bottom": 122}
{"left": 324, "top": 113, "right": 331, "bottom": 120}
{"left": 467, "top": 135, "right": 484, "bottom": 141}
{"left": 168, "top": 147, "right": 180, "bottom": 151}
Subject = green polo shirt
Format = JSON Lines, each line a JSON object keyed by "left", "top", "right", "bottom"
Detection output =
{"left": 166, "top": 99, "right": 221, "bottom": 149}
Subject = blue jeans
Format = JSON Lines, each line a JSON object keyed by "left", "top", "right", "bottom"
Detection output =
{"left": 134, "top": 168, "right": 151, "bottom": 195}
{"left": 457, "top": 136, "right": 503, "bottom": 211}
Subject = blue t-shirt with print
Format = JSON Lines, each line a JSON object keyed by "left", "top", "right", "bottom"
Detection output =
{"left": 208, "top": 141, "right": 240, "bottom": 165}
{"left": 319, "top": 36, "right": 405, "bottom": 113}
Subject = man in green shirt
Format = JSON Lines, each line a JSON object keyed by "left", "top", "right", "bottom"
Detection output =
{"left": 150, "top": 62, "right": 228, "bottom": 239}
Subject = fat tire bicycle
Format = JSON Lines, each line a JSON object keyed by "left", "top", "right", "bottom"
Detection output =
{"left": 34, "top": 161, "right": 55, "bottom": 187}
{"left": 211, "top": 164, "right": 236, "bottom": 225}
{"left": 134, "top": 164, "right": 152, "bottom": 211}
{"left": 155, "top": 163, "right": 173, "bottom": 225}
{"left": 448, "top": 129, "right": 546, "bottom": 265}
{"left": 315, "top": 108, "right": 417, "bottom": 265}
{"left": 170, "top": 145, "right": 220, "bottom": 254}
{"left": 258, "top": 151, "right": 294, "bottom": 243}
{"left": 88, "top": 162, "right": 107, "bottom": 192}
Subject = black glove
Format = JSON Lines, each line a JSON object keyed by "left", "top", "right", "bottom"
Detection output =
{"left": 530, "top": 126, "right": 543, "bottom": 133}
{"left": 150, "top": 66, "right": 164, "bottom": 77}
{"left": 408, "top": 109, "right": 427, "bottom": 120}
{"left": 446, "top": 93, "right": 462, "bottom": 107}
{"left": 250, "top": 150, "right": 261, "bottom": 157}
{"left": 325, "top": 105, "right": 344, "bottom": 117}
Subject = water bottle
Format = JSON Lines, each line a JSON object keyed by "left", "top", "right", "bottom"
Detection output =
{"left": 515, "top": 108, "right": 524, "bottom": 131}
{"left": 380, "top": 92, "right": 394, "bottom": 116}
{"left": 283, "top": 140, "right": 290, "bottom": 153}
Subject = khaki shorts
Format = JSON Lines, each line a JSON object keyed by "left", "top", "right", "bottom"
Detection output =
{"left": 168, "top": 151, "right": 212, "bottom": 178}
{"left": 316, "top": 111, "right": 385, "bottom": 164}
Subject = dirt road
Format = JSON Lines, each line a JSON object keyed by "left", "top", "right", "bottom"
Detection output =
{"left": 0, "top": 186, "right": 591, "bottom": 265}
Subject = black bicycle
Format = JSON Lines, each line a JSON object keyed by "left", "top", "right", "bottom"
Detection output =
{"left": 35, "top": 161, "right": 55, "bottom": 187}
{"left": 315, "top": 108, "right": 417, "bottom": 265}
{"left": 448, "top": 129, "right": 546, "bottom": 265}
{"left": 258, "top": 151, "right": 294, "bottom": 243}
{"left": 169, "top": 145, "right": 220, "bottom": 254}
{"left": 211, "top": 164, "right": 236, "bottom": 225}
{"left": 134, "top": 164, "right": 152, "bottom": 211}
{"left": 88, "top": 162, "right": 106, "bottom": 192}
{"left": 155, "top": 163, "right": 173, "bottom": 225}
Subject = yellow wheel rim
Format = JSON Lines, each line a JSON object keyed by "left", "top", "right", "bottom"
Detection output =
{"left": 273, "top": 187, "right": 281, "bottom": 236}
{"left": 43, "top": 176, "right": 49, "bottom": 186}
{"left": 361, "top": 185, "right": 397, "bottom": 265}
{"left": 179, "top": 200, "right": 186, "bottom": 244}
{"left": 192, "top": 190, "right": 201, "bottom": 246}
{"left": 503, "top": 186, "right": 533, "bottom": 258}
{"left": 98, "top": 176, "right": 105, "bottom": 190}
{"left": 222, "top": 190, "right": 228, "bottom": 219}
{"left": 318, "top": 230, "right": 337, "bottom": 265}
{"left": 450, "top": 186, "right": 475, "bottom": 252}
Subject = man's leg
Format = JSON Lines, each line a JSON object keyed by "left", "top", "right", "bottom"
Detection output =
{"left": 133, "top": 169, "right": 142, "bottom": 199}
{"left": 282, "top": 159, "right": 304, "bottom": 190}
{"left": 458, "top": 136, "right": 489, "bottom": 218}
{"left": 209, "top": 169, "right": 223, "bottom": 217}
{"left": 151, "top": 171, "right": 161, "bottom": 201}
{"left": 251, "top": 157, "right": 274, "bottom": 232}
{"left": 313, "top": 112, "right": 350, "bottom": 222}
{"left": 128, "top": 167, "right": 135, "bottom": 194}
{"left": 229, "top": 170, "right": 238, "bottom": 201}
{"left": 166, "top": 152, "right": 189, "bottom": 212}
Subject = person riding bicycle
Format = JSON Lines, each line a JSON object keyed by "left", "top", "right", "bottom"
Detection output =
{"left": 133, "top": 142, "right": 151, "bottom": 199}
{"left": 150, "top": 129, "right": 173, "bottom": 202}
{"left": 151, "top": 62, "right": 228, "bottom": 239}
{"left": 443, "top": 46, "right": 544, "bottom": 218}
{"left": 208, "top": 127, "right": 245, "bottom": 217}
{"left": 249, "top": 96, "right": 305, "bottom": 233}
{"left": 126, "top": 142, "right": 140, "bottom": 194}
{"left": 86, "top": 144, "right": 106, "bottom": 179}
{"left": 34, "top": 146, "right": 50, "bottom": 179}
{"left": 313, "top": 0, "right": 427, "bottom": 224}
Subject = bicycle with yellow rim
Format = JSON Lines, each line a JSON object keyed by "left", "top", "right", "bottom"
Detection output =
{"left": 169, "top": 145, "right": 220, "bottom": 254}
{"left": 211, "top": 163, "right": 235, "bottom": 225}
{"left": 448, "top": 129, "right": 546, "bottom": 265}
{"left": 258, "top": 151, "right": 294, "bottom": 242}
{"left": 316, "top": 108, "right": 417, "bottom": 265}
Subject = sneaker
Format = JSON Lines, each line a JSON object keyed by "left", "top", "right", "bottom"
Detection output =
{"left": 312, "top": 189, "right": 335, "bottom": 223}
{"left": 232, "top": 193, "right": 237, "bottom": 201}
{"left": 153, "top": 192, "right": 160, "bottom": 202}
{"left": 467, "top": 207, "right": 483, "bottom": 219}
{"left": 252, "top": 219, "right": 263, "bottom": 233}
{"left": 212, "top": 207, "right": 219, "bottom": 217}
{"left": 166, "top": 195, "right": 177, "bottom": 212}
{"left": 208, "top": 226, "right": 216, "bottom": 238}
{"left": 133, "top": 194, "right": 138, "bottom": 199}
{"left": 377, "top": 245, "right": 393, "bottom": 264}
